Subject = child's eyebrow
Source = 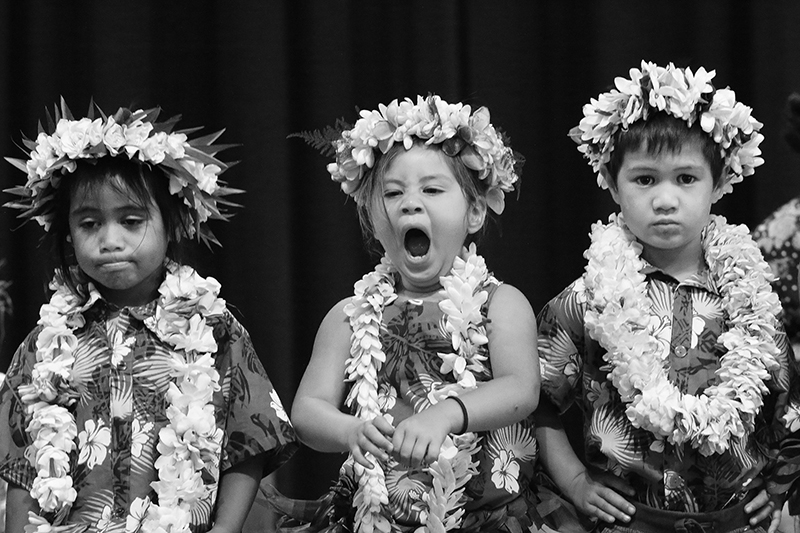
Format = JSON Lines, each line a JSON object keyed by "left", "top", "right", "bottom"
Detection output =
{"left": 385, "top": 174, "right": 451, "bottom": 184}
{"left": 420, "top": 173, "right": 451, "bottom": 182}
{"left": 69, "top": 205, "right": 101, "bottom": 216}
{"left": 69, "top": 204, "right": 150, "bottom": 216}
{"left": 626, "top": 162, "right": 706, "bottom": 172}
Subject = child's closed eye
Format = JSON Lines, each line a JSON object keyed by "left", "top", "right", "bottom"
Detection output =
{"left": 383, "top": 189, "right": 402, "bottom": 199}
{"left": 77, "top": 218, "right": 100, "bottom": 230}
{"left": 121, "top": 217, "right": 147, "bottom": 228}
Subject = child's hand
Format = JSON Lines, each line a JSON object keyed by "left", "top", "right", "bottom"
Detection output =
{"left": 565, "top": 470, "right": 636, "bottom": 524}
{"left": 391, "top": 408, "right": 452, "bottom": 469}
{"left": 348, "top": 415, "right": 395, "bottom": 469}
{"left": 744, "top": 489, "right": 783, "bottom": 533}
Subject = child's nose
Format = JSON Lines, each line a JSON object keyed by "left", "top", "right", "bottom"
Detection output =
{"left": 99, "top": 225, "right": 125, "bottom": 251}
{"left": 401, "top": 196, "right": 423, "bottom": 214}
{"left": 652, "top": 187, "right": 679, "bottom": 211}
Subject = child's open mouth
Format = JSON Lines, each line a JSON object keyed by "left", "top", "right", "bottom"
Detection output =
{"left": 404, "top": 228, "right": 430, "bottom": 257}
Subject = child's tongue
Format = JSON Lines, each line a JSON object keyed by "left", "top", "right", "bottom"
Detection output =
{"left": 404, "top": 229, "right": 430, "bottom": 257}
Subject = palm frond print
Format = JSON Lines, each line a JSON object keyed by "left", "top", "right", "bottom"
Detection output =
{"left": 484, "top": 422, "right": 538, "bottom": 463}
{"left": 589, "top": 403, "right": 640, "bottom": 470}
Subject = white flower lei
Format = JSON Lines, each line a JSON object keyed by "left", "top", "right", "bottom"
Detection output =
{"left": 571, "top": 61, "right": 764, "bottom": 196}
{"left": 582, "top": 213, "right": 782, "bottom": 456}
{"left": 19, "top": 262, "right": 227, "bottom": 533}
{"left": 343, "top": 244, "right": 487, "bottom": 533}
{"left": 327, "top": 95, "right": 520, "bottom": 215}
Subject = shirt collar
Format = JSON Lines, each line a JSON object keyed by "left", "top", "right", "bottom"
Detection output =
{"left": 641, "top": 259, "right": 718, "bottom": 294}
{"left": 83, "top": 293, "right": 158, "bottom": 323}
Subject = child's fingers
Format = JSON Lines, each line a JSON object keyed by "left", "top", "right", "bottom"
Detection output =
{"left": 361, "top": 432, "right": 392, "bottom": 462}
{"left": 408, "top": 438, "right": 433, "bottom": 469}
{"left": 744, "top": 489, "right": 776, "bottom": 526}
{"left": 744, "top": 488, "right": 769, "bottom": 514}
{"left": 372, "top": 416, "right": 395, "bottom": 437}
{"left": 350, "top": 447, "right": 374, "bottom": 469}
{"left": 587, "top": 489, "right": 633, "bottom": 524}
{"left": 392, "top": 428, "right": 422, "bottom": 467}
{"left": 586, "top": 504, "right": 618, "bottom": 525}
{"left": 744, "top": 490, "right": 781, "bottom": 530}
{"left": 424, "top": 442, "right": 440, "bottom": 466}
{"left": 766, "top": 508, "right": 781, "bottom": 533}
{"left": 364, "top": 422, "right": 393, "bottom": 454}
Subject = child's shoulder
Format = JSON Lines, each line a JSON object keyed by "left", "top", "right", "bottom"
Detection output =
{"left": 538, "top": 276, "right": 589, "bottom": 322}
{"left": 17, "top": 324, "right": 46, "bottom": 354}
{"left": 317, "top": 297, "right": 355, "bottom": 332}
{"left": 486, "top": 282, "right": 536, "bottom": 326}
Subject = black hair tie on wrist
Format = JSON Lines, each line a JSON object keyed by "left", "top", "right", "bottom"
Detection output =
{"left": 450, "top": 396, "right": 469, "bottom": 434}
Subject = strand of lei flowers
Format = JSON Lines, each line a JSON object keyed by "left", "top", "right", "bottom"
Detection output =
{"left": 581, "top": 213, "right": 781, "bottom": 456}
{"left": 20, "top": 262, "right": 226, "bottom": 533}
{"left": 343, "top": 244, "right": 486, "bottom": 533}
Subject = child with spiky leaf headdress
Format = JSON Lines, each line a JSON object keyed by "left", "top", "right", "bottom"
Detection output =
{"left": 0, "top": 99, "right": 297, "bottom": 533}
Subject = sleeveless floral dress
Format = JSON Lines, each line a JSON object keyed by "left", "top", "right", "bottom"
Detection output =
{"left": 336, "top": 278, "right": 539, "bottom": 531}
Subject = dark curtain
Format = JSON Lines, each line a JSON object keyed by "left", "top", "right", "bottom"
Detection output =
{"left": 1, "top": 0, "right": 800, "bottom": 498}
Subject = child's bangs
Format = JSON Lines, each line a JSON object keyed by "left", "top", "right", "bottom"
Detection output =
{"left": 619, "top": 114, "right": 696, "bottom": 157}
{"left": 74, "top": 162, "right": 156, "bottom": 210}
{"left": 609, "top": 113, "right": 723, "bottom": 183}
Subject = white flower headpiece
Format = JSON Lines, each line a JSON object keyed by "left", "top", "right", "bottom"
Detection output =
{"left": 570, "top": 61, "right": 764, "bottom": 196}
{"left": 301, "top": 94, "right": 523, "bottom": 215}
{"left": 4, "top": 98, "right": 241, "bottom": 246}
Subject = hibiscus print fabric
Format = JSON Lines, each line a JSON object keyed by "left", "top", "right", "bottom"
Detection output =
{"left": 753, "top": 197, "right": 800, "bottom": 348}
{"left": 337, "top": 280, "right": 538, "bottom": 528}
{"left": 0, "top": 300, "right": 297, "bottom": 533}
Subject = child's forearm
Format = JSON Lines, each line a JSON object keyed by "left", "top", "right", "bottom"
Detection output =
{"left": 211, "top": 454, "right": 266, "bottom": 533}
{"left": 5, "top": 484, "right": 37, "bottom": 533}
{"left": 535, "top": 401, "right": 588, "bottom": 493}
{"left": 454, "top": 373, "right": 539, "bottom": 432}
{"left": 291, "top": 396, "right": 364, "bottom": 453}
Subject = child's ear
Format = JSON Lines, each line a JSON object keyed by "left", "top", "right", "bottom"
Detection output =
{"left": 467, "top": 200, "right": 487, "bottom": 234}
{"left": 711, "top": 183, "right": 725, "bottom": 204}
{"left": 600, "top": 167, "right": 621, "bottom": 205}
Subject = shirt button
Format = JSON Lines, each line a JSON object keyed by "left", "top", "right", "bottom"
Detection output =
{"left": 674, "top": 346, "right": 688, "bottom": 358}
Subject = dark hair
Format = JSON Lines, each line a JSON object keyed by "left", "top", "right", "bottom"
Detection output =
{"left": 50, "top": 157, "right": 192, "bottom": 293}
{"left": 353, "top": 139, "right": 488, "bottom": 255}
{"left": 604, "top": 112, "right": 724, "bottom": 187}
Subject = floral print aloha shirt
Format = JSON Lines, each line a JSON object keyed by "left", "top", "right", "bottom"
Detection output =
{"left": 0, "top": 297, "right": 298, "bottom": 533}
{"left": 537, "top": 262, "right": 800, "bottom": 513}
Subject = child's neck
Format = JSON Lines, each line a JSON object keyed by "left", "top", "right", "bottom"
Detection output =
{"left": 642, "top": 243, "right": 705, "bottom": 283}
{"left": 397, "top": 284, "right": 442, "bottom": 299}
{"left": 100, "top": 286, "right": 160, "bottom": 308}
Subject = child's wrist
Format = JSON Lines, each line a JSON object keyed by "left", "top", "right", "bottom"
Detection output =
{"left": 448, "top": 396, "right": 469, "bottom": 434}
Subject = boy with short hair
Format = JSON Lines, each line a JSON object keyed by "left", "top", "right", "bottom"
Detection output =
{"left": 536, "top": 61, "right": 800, "bottom": 533}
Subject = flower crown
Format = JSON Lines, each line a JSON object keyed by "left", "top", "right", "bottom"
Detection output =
{"left": 298, "top": 94, "right": 523, "bottom": 214}
{"left": 570, "top": 61, "right": 764, "bottom": 195}
{"left": 4, "top": 98, "right": 241, "bottom": 246}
